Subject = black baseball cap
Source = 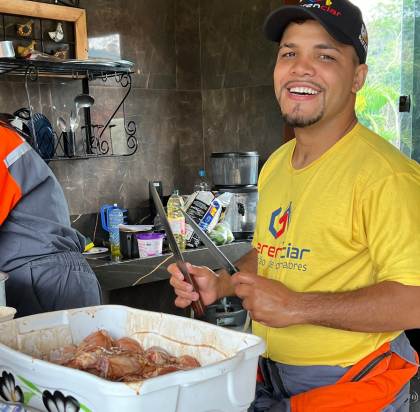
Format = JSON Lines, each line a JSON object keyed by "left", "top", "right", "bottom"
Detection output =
{"left": 263, "top": 0, "right": 368, "bottom": 64}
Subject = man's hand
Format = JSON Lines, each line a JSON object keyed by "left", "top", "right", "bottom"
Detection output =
{"left": 168, "top": 263, "right": 220, "bottom": 308}
{"left": 231, "top": 272, "right": 300, "bottom": 328}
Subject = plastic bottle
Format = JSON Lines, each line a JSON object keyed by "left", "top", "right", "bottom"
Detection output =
{"left": 108, "top": 204, "right": 124, "bottom": 261}
{"left": 167, "top": 189, "right": 186, "bottom": 251}
{"left": 193, "top": 168, "right": 210, "bottom": 192}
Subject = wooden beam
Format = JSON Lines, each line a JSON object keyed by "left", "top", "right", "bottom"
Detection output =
{"left": 75, "top": 11, "right": 88, "bottom": 59}
{"left": 0, "top": 0, "right": 84, "bottom": 22}
{"left": 0, "top": 0, "right": 88, "bottom": 59}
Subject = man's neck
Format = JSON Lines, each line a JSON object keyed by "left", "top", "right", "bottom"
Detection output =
{"left": 291, "top": 114, "right": 358, "bottom": 170}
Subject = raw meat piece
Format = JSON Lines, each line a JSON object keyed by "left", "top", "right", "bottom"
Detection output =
{"left": 45, "top": 330, "right": 201, "bottom": 382}
{"left": 113, "top": 337, "right": 144, "bottom": 354}
{"left": 99, "top": 354, "right": 144, "bottom": 380}
{"left": 176, "top": 355, "right": 201, "bottom": 369}
{"left": 141, "top": 362, "right": 160, "bottom": 379}
{"left": 66, "top": 349, "right": 103, "bottom": 371}
{"left": 78, "top": 330, "right": 114, "bottom": 352}
{"left": 155, "top": 365, "right": 183, "bottom": 376}
{"left": 145, "top": 346, "right": 175, "bottom": 365}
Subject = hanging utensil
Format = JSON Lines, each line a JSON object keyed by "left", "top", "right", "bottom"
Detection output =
{"left": 57, "top": 116, "right": 67, "bottom": 133}
{"left": 69, "top": 109, "right": 78, "bottom": 132}
{"left": 70, "top": 94, "right": 94, "bottom": 134}
{"left": 74, "top": 93, "right": 94, "bottom": 110}
{"left": 73, "top": 94, "right": 94, "bottom": 153}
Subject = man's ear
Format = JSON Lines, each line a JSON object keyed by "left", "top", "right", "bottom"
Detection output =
{"left": 352, "top": 64, "right": 368, "bottom": 93}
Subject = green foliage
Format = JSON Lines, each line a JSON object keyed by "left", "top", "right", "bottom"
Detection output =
{"left": 354, "top": 0, "right": 403, "bottom": 147}
{"left": 356, "top": 84, "right": 399, "bottom": 142}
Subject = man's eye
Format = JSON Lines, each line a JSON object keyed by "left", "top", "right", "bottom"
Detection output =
{"left": 280, "top": 51, "right": 295, "bottom": 58}
{"left": 320, "top": 54, "right": 335, "bottom": 61}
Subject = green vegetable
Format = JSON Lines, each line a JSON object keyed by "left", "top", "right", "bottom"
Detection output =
{"left": 209, "top": 225, "right": 228, "bottom": 245}
{"left": 225, "top": 227, "right": 234, "bottom": 243}
{"left": 209, "top": 222, "right": 234, "bottom": 245}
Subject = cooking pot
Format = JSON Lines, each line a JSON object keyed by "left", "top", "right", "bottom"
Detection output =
{"left": 211, "top": 152, "right": 259, "bottom": 186}
{"left": 0, "top": 272, "right": 8, "bottom": 306}
{"left": 218, "top": 185, "right": 258, "bottom": 240}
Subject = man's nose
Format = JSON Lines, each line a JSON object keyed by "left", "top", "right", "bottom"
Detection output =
{"left": 290, "top": 57, "right": 315, "bottom": 77}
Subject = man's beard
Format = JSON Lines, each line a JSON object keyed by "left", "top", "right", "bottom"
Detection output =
{"left": 281, "top": 105, "right": 324, "bottom": 128}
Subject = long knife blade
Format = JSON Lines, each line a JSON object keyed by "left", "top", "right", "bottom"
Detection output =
{"left": 181, "top": 209, "right": 238, "bottom": 275}
{"left": 149, "top": 183, "right": 205, "bottom": 317}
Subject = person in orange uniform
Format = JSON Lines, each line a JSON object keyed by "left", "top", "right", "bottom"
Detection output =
{"left": 0, "top": 121, "right": 102, "bottom": 317}
{"left": 168, "top": 0, "right": 420, "bottom": 411}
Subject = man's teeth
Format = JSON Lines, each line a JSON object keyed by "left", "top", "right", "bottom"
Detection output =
{"left": 289, "top": 87, "right": 320, "bottom": 95}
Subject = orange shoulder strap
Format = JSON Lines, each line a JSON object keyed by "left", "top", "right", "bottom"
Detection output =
{"left": 291, "top": 342, "right": 418, "bottom": 412}
{"left": 0, "top": 125, "right": 24, "bottom": 225}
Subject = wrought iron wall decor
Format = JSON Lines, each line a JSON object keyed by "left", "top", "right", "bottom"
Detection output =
{"left": 0, "top": 58, "right": 139, "bottom": 160}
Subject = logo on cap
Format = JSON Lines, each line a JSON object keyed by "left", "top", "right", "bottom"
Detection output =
{"left": 300, "top": 0, "right": 333, "bottom": 6}
{"left": 299, "top": 0, "right": 341, "bottom": 16}
{"left": 359, "top": 23, "right": 368, "bottom": 52}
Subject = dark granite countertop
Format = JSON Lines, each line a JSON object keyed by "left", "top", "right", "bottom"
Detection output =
{"left": 87, "top": 241, "right": 252, "bottom": 291}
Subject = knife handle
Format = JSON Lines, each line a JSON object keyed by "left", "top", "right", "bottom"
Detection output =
{"left": 187, "top": 275, "right": 206, "bottom": 318}
{"left": 176, "top": 262, "right": 206, "bottom": 318}
{"left": 191, "top": 299, "right": 206, "bottom": 318}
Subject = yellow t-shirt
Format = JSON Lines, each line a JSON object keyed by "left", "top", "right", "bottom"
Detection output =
{"left": 252, "top": 123, "right": 420, "bottom": 367}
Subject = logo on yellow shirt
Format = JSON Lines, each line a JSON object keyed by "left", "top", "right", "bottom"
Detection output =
{"left": 269, "top": 202, "right": 292, "bottom": 239}
{"left": 257, "top": 202, "right": 311, "bottom": 272}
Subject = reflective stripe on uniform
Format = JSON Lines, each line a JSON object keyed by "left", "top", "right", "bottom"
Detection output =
{"left": 290, "top": 338, "right": 418, "bottom": 412}
{"left": 0, "top": 124, "right": 26, "bottom": 225}
{"left": 3, "top": 141, "right": 30, "bottom": 169}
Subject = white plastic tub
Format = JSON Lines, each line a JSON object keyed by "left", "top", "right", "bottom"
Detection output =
{"left": 0, "top": 306, "right": 16, "bottom": 323}
{"left": 0, "top": 305, "right": 265, "bottom": 412}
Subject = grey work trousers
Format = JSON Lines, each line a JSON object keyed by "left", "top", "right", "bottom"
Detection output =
{"left": 249, "top": 333, "right": 416, "bottom": 412}
{"left": 5, "top": 251, "right": 102, "bottom": 318}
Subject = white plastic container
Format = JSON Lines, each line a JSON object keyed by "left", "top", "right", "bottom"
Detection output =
{"left": 0, "top": 307, "right": 16, "bottom": 323}
{"left": 136, "top": 232, "right": 164, "bottom": 257}
{"left": 0, "top": 305, "right": 265, "bottom": 412}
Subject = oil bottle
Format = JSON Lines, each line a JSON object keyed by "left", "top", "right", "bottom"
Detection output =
{"left": 167, "top": 189, "right": 186, "bottom": 251}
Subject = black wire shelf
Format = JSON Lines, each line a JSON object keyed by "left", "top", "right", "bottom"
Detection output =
{"left": 0, "top": 57, "right": 134, "bottom": 79}
{"left": 0, "top": 57, "right": 139, "bottom": 160}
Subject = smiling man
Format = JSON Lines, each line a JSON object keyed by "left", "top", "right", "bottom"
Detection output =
{"left": 168, "top": 1, "right": 420, "bottom": 410}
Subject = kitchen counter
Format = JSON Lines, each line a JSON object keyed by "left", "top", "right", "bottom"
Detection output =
{"left": 87, "top": 241, "right": 252, "bottom": 292}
